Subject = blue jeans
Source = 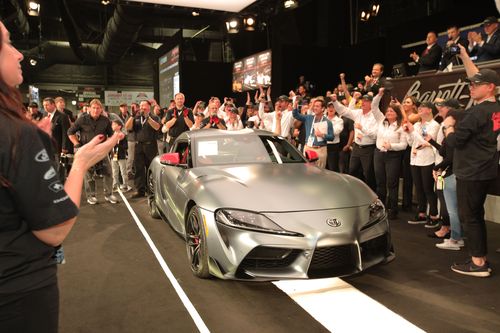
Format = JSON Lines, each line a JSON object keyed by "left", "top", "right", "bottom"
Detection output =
{"left": 443, "top": 174, "right": 462, "bottom": 240}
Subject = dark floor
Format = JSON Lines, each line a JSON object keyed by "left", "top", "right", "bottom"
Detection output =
{"left": 58, "top": 195, "right": 500, "bottom": 333}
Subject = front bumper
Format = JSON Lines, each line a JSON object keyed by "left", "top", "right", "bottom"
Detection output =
{"left": 199, "top": 207, "right": 394, "bottom": 281}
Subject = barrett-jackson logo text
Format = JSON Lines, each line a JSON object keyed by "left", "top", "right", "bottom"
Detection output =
{"left": 404, "top": 79, "right": 474, "bottom": 108}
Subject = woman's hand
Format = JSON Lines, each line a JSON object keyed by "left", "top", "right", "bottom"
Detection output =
{"left": 72, "top": 132, "right": 124, "bottom": 172}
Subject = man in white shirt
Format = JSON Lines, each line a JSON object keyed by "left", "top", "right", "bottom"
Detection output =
{"left": 259, "top": 95, "right": 295, "bottom": 139}
{"left": 331, "top": 92, "right": 381, "bottom": 191}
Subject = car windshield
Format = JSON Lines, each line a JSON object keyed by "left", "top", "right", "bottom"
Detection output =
{"left": 194, "top": 135, "right": 305, "bottom": 166}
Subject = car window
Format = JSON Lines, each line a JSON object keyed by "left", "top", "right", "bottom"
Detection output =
{"left": 194, "top": 135, "right": 305, "bottom": 166}
{"left": 173, "top": 141, "right": 192, "bottom": 167}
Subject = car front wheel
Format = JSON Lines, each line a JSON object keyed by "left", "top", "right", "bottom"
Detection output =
{"left": 186, "top": 206, "right": 210, "bottom": 278}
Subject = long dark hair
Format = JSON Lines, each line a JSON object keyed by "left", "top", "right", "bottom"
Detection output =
{"left": 0, "top": 20, "right": 32, "bottom": 186}
{"left": 384, "top": 103, "right": 404, "bottom": 128}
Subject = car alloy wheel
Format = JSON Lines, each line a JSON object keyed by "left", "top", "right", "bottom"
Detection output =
{"left": 186, "top": 206, "right": 210, "bottom": 278}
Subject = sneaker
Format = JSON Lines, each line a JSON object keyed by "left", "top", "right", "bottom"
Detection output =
{"left": 425, "top": 218, "right": 440, "bottom": 229}
{"left": 451, "top": 260, "right": 492, "bottom": 277}
{"left": 408, "top": 215, "right": 427, "bottom": 225}
{"left": 105, "top": 194, "right": 118, "bottom": 204}
{"left": 87, "top": 196, "right": 98, "bottom": 205}
{"left": 436, "top": 238, "right": 464, "bottom": 251}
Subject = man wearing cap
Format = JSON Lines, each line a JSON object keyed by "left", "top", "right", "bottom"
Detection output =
{"left": 259, "top": 95, "right": 295, "bottom": 139}
{"left": 468, "top": 16, "right": 500, "bottom": 62}
{"left": 443, "top": 45, "right": 500, "bottom": 277}
{"left": 331, "top": 91, "right": 382, "bottom": 191}
{"left": 28, "top": 102, "right": 44, "bottom": 122}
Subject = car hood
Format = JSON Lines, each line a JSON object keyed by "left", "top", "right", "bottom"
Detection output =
{"left": 189, "top": 163, "right": 376, "bottom": 212}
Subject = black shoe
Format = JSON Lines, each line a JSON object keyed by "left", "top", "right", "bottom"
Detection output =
{"left": 425, "top": 218, "right": 440, "bottom": 229}
{"left": 408, "top": 214, "right": 426, "bottom": 225}
{"left": 427, "top": 231, "right": 450, "bottom": 239}
{"left": 130, "top": 192, "right": 145, "bottom": 199}
{"left": 451, "top": 260, "right": 492, "bottom": 277}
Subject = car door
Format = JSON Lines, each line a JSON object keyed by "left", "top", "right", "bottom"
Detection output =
{"left": 161, "top": 139, "right": 191, "bottom": 233}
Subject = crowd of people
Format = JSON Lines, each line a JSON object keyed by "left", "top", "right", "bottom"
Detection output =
{"left": 1, "top": 14, "right": 499, "bottom": 333}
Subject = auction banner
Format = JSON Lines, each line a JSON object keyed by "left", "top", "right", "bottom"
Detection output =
{"left": 104, "top": 91, "right": 154, "bottom": 106}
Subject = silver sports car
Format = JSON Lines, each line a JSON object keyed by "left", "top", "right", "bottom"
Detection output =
{"left": 148, "top": 129, "right": 394, "bottom": 280}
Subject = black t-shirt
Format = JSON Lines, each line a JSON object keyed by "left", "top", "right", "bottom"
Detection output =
{"left": 67, "top": 113, "right": 113, "bottom": 145}
{"left": 447, "top": 100, "right": 500, "bottom": 181}
{"left": 339, "top": 116, "right": 354, "bottom": 147}
{"left": 0, "top": 117, "right": 79, "bottom": 294}
{"left": 164, "top": 107, "right": 194, "bottom": 138}
{"left": 132, "top": 113, "right": 161, "bottom": 143}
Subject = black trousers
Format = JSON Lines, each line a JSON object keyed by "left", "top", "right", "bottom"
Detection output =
{"left": 401, "top": 147, "right": 413, "bottom": 209}
{"left": 411, "top": 164, "right": 438, "bottom": 216}
{"left": 0, "top": 283, "right": 59, "bottom": 333}
{"left": 349, "top": 144, "right": 376, "bottom": 191}
{"left": 339, "top": 148, "right": 351, "bottom": 174}
{"left": 134, "top": 141, "right": 158, "bottom": 193}
{"left": 326, "top": 143, "right": 340, "bottom": 172}
{"left": 456, "top": 178, "right": 491, "bottom": 257}
{"left": 374, "top": 149, "right": 402, "bottom": 212}
{"left": 436, "top": 189, "right": 450, "bottom": 226}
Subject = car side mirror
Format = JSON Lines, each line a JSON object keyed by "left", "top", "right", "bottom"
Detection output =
{"left": 304, "top": 150, "right": 319, "bottom": 163}
{"left": 160, "top": 153, "right": 180, "bottom": 166}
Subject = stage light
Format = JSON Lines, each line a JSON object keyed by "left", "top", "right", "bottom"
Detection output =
{"left": 244, "top": 17, "right": 256, "bottom": 31}
{"left": 28, "top": 1, "right": 40, "bottom": 16}
{"left": 101, "top": 0, "right": 110, "bottom": 5}
{"left": 284, "top": 0, "right": 298, "bottom": 10}
{"left": 371, "top": 4, "right": 380, "bottom": 16}
{"left": 29, "top": 58, "right": 38, "bottom": 66}
{"left": 226, "top": 19, "right": 239, "bottom": 33}
{"left": 192, "top": 11, "right": 200, "bottom": 16}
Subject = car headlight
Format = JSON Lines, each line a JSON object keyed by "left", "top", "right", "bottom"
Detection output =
{"left": 215, "top": 209, "right": 303, "bottom": 237}
{"left": 362, "top": 199, "right": 386, "bottom": 230}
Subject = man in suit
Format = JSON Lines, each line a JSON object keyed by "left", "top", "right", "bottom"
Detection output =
{"left": 42, "top": 97, "right": 71, "bottom": 180}
{"left": 364, "top": 63, "right": 385, "bottom": 94}
{"left": 410, "top": 31, "right": 442, "bottom": 73}
{"left": 439, "top": 25, "right": 469, "bottom": 71}
{"left": 468, "top": 16, "right": 500, "bottom": 63}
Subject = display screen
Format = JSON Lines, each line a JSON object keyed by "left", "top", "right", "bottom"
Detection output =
{"left": 159, "top": 45, "right": 180, "bottom": 107}
{"left": 232, "top": 50, "right": 271, "bottom": 92}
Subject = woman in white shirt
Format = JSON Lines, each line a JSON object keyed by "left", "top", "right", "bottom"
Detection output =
{"left": 404, "top": 102, "right": 441, "bottom": 227}
{"left": 372, "top": 96, "right": 408, "bottom": 220}
{"left": 226, "top": 108, "right": 244, "bottom": 131}
{"left": 325, "top": 102, "right": 344, "bottom": 171}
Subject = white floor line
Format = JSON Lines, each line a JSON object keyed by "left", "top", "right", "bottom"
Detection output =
{"left": 118, "top": 191, "right": 210, "bottom": 333}
{"left": 273, "top": 278, "right": 425, "bottom": 333}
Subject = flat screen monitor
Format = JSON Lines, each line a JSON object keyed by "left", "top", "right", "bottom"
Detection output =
{"left": 232, "top": 50, "right": 271, "bottom": 92}
{"left": 159, "top": 45, "right": 180, "bottom": 107}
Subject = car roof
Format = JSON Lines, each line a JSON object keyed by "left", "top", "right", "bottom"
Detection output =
{"left": 179, "top": 129, "right": 276, "bottom": 140}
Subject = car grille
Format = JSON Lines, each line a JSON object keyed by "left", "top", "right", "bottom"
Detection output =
{"left": 307, "top": 245, "right": 358, "bottom": 278}
{"left": 360, "top": 233, "right": 390, "bottom": 261}
{"left": 237, "top": 247, "right": 301, "bottom": 272}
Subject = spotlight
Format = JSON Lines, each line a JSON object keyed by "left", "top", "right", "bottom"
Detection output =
{"left": 226, "top": 19, "right": 239, "bottom": 33}
{"left": 244, "top": 17, "right": 256, "bottom": 31}
{"left": 28, "top": 1, "right": 40, "bottom": 16}
{"left": 192, "top": 11, "right": 200, "bottom": 16}
{"left": 284, "top": 0, "right": 298, "bottom": 10}
{"left": 371, "top": 4, "right": 380, "bottom": 16}
{"left": 71, "top": 100, "right": 77, "bottom": 106}
{"left": 101, "top": 0, "right": 110, "bottom": 5}
{"left": 29, "top": 58, "right": 38, "bottom": 66}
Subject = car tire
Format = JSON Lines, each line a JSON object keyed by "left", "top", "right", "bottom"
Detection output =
{"left": 148, "top": 172, "right": 161, "bottom": 219}
{"left": 148, "top": 197, "right": 161, "bottom": 219}
{"left": 186, "top": 205, "right": 210, "bottom": 278}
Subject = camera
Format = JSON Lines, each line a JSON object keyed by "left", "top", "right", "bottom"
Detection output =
{"left": 447, "top": 44, "right": 460, "bottom": 56}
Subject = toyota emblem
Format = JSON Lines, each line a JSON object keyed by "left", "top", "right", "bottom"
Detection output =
{"left": 326, "top": 218, "right": 341, "bottom": 227}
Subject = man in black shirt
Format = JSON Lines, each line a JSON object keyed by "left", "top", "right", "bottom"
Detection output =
{"left": 162, "top": 92, "right": 194, "bottom": 150}
{"left": 125, "top": 100, "right": 161, "bottom": 198}
{"left": 444, "top": 50, "right": 500, "bottom": 277}
{"left": 68, "top": 99, "right": 116, "bottom": 205}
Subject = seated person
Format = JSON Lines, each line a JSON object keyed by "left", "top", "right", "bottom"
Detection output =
{"left": 468, "top": 16, "right": 500, "bottom": 62}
